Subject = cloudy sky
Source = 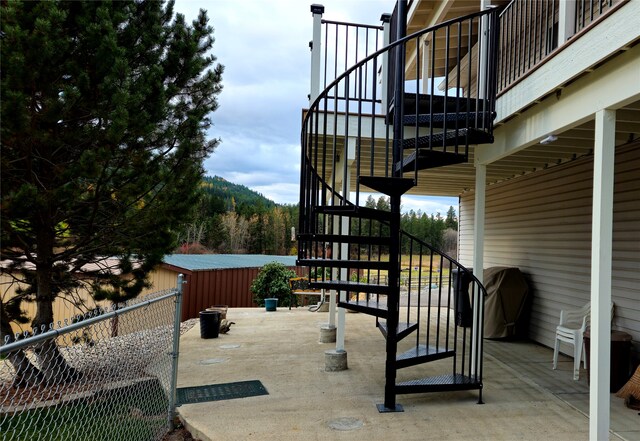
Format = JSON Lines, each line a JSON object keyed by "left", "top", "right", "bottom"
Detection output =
{"left": 174, "top": 0, "right": 458, "bottom": 216}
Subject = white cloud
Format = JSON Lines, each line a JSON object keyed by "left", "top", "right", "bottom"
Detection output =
{"left": 176, "top": 0, "right": 462, "bottom": 212}
{"left": 401, "top": 195, "right": 459, "bottom": 217}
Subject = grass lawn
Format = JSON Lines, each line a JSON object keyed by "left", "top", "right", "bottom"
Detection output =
{"left": 1, "top": 378, "right": 169, "bottom": 441}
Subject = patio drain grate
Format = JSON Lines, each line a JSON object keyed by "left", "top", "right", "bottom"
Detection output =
{"left": 176, "top": 380, "right": 268, "bottom": 405}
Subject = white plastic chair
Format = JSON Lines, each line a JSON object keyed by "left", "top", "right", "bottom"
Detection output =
{"left": 553, "top": 302, "right": 590, "bottom": 380}
{"left": 552, "top": 301, "right": 614, "bottom": 380}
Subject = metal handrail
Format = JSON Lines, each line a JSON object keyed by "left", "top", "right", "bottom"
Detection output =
{"left": 398, "top": 229, "right": 486, "bottom": 381}
{"left": 305, "top": 7, "right": 501, "bottom": 119}
{"left": 299, "top": 6, "right": 502, "bottom": 247}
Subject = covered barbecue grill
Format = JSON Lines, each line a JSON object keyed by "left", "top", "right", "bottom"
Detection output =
{"left": 483, "top": 267, "right": 530, "bottom": 339}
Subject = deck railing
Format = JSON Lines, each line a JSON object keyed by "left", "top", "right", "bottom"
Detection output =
{"left": 498, "top": 0, "right": 559, "bottom": 93}
{"left": 310, "top": 7, "right": 387, "bottom": 113}
{"left": 300, "top": 8, "right": 501, "bottom": 235}
{"left": 497, "top": 0, "right": 625, "bottom": 94}
{"left": 575, "top": 0, "right": 624, "bottom": 32}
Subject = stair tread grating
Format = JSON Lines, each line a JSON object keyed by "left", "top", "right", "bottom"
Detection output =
{"left": 358, "top": 176, "right": 415, "bottom": 197}
{"left": 396, "top": 373, "right": 479, "bottom": 388}
{"left": 313, "top": 280, "right": 389, "bottom": 295}
{"left": 314, "top": 205, "right": 392, "bottom": 221}
{"left": 397, "top": 149, "right": 467, "bottom": 173}
{"left": 400, "top": 92, "right": 490, "bottom": 113}
{"left": 377, "top": 321, "right": 419, "bottom": 342}
{"left": 338, "top": 299, "right": 388, "bottom": 318}
{"left": 396, "top": 344, "right": 453, "bottom": 361}
{"left": 296, "top": 234, "right": 391, "bottom": 247}
{"left": 403, "top": 111, "right": 496, "bottom": 127}
{"left": 400, "top": 127, "right": 493, "bottom": 149}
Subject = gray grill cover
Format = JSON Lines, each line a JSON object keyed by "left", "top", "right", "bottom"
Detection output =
{"left": 483, "top": 267, "right": 529, "bottom": 339}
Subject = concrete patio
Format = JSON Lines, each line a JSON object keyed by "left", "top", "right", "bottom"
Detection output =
{"left": 175, "top": 307, "right": 638, "bottom": 441}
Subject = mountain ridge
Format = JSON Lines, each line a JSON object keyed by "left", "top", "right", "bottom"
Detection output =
{"left": 202, "top": 176, "right": 277, "bottom": 212}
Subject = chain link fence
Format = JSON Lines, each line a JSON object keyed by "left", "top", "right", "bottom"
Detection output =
{"left": 0, "top": 277, "right": 184, "bottom": 441}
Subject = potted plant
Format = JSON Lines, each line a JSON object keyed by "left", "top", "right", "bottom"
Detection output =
{"left": 250, "top": 262, "right": 296, "bottom": 311}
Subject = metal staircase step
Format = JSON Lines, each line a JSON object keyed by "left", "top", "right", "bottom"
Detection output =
{"left": 396, "top": 149, "right": 467, "bottom": 173}
{"left": 312, "top": 280, "right": 389, "bottom": 295}
{"left": 314, "top": 205, "right": 392, "bottom": 221}
{"left": 338, "top": 299, "right": 388, "bottom": 318}
{"left": 297, "top": 258, "right": 389, "bottom": 271}
{"left": 377, "top": 321, "right": 418, "bottom": 342}
{"left": 358, "top": 176, "right": 415, "bottom": 198}
{"left": 297, "top": 233, "right": 391, "bottom": 247}
{"left": 395, "top": 374, "right": 481, "bottom": 395}
{"left": 400, "top": 127, "right": 494, "bottom": 150}
{"left": 403, "top": 111, "right": 496, "bottom": 128}
{"left": 401, "top": 92, "right": 490, "bottom": 114}
{"left": 395, "top": 344, "right": 455, "bottom": 369}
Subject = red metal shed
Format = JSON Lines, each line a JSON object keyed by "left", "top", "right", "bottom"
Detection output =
{"left": 158, "top": 254, "right": 303, "bottom": 320}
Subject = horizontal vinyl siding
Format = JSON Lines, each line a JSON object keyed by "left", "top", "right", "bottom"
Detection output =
{"left": 460, "top": 143, "right": 640, "bottom": 353}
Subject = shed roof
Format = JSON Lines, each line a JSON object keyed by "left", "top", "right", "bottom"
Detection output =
{"left": 162, "top": 254, "right": 297, "bottom": 271}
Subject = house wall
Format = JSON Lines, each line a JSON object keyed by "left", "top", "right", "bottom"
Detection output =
{"left": 459, "top": 142, "right": 640, "bottom": 353}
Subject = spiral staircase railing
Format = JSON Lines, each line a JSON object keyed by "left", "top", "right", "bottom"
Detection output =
{"left": 298, "top": 5, "right": 501, "bottom": 411}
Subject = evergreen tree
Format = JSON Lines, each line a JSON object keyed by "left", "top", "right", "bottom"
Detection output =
{"left": 248, "top": 213, "right": 267, "bottom": 254}
{"left": 445, "top": 205, "right": 458, "bottom": 230}
{"left": 1, "top": 0, "right": 223, "bottom": 382}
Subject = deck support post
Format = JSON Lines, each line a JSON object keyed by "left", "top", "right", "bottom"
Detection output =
{"left": 559, "top": 1, "right": 577, "bottom": 45}
{"left": 380, "top": 13, "right": 391, "bottom": 113}
{"left": 589, "top": 108, "right": 615, "bottom": 441}
{"left": 472, "top": 162, "right": 486, "bottom": 375}
{"left": 335, "top": 138, "right": 355, "bottom": 352}
{"left": 309, "top": 4, "right": 324, "bottom": 104}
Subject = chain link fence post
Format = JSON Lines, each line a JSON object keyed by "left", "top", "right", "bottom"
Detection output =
{"left": 168, "top": 274, "right": 185, "bottom": 431}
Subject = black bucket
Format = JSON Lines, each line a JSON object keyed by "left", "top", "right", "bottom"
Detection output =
{"left": 199, "top": 310, "right": 221, "bottom": 339}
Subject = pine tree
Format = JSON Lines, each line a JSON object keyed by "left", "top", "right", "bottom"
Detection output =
{"left": 445, "top": 206, "right": 458, "bottom": 230}
{"left": 1, "top": 0, "right": 223, "bottom": 383}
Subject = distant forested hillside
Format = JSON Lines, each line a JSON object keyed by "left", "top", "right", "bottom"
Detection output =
{"left": 176, "top": 176, "right": 298, "bottom": 255}
{"left": 176, "top": 178, "right": 457, "bottom": 257}
{"left": 201, "top": 176, "right": 276, "bottom": 215}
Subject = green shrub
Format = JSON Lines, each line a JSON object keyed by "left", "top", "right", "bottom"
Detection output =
{"left": 250, "top": 262, "right": 296, "bottom": 307}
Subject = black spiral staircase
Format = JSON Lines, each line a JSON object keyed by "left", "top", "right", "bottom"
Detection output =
{"left": 298, "top": 3, "right": 501, "bottom": 411}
